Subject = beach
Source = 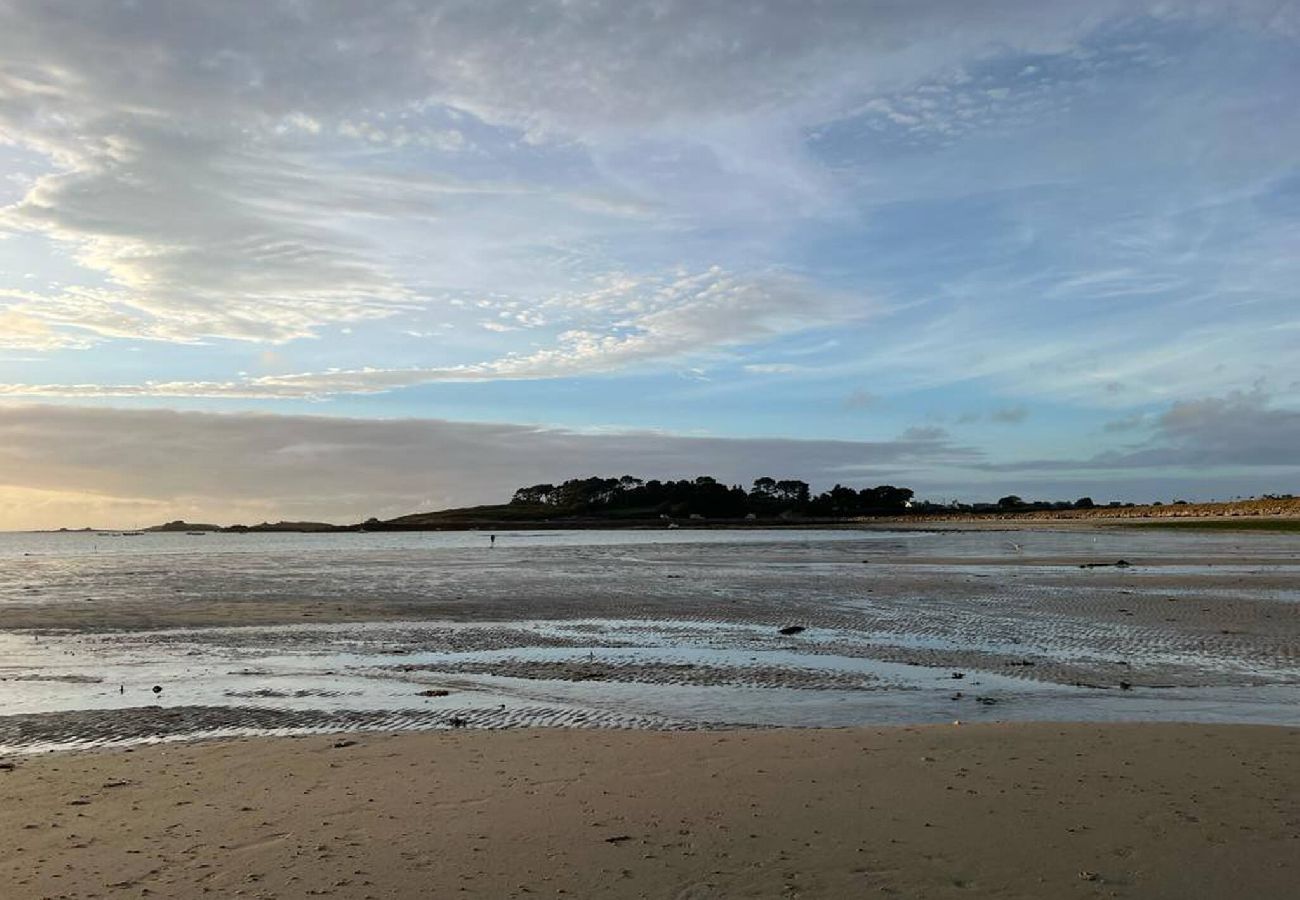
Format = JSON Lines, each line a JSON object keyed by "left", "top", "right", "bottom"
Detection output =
{"left": 3, "top": 525, "right": 1299, "bottom": 897}
{"left": 4, "top": 1, "right": 1294, "bottom": 896}
{"left": 2, "top": 723, "right": 1298, "bottom": 899}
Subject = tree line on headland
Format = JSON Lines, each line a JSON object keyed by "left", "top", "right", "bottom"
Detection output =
{"left": 509, "top": 475, "right": 915, "bottom": 519}
{"left": 507, "top": 475, "right": 1123, "bottom": 520}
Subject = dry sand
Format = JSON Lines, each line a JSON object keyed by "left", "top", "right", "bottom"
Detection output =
{"left": 2, "top": 723, "right": 1297, "bottom": 899}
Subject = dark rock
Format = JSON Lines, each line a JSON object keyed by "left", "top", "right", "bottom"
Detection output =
{"left": 951, "top": 672, "right": 965, "bottom": 680}
{"left": 416, "top": 689, "right": 451, "bottom": 697}
{"left": 332, "top": 739, "right": 358, "bottom": 749}
{"left": 778, "top": 625, "right": 806, "bottom": 636}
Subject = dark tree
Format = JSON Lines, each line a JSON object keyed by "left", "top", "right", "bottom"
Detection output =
{"left": 774, "top": 479, "right": 810, "bottom": 504}
{"left": 859, "top": 485, "right": 914, "bottom": 511}
{"left": 511, "top": 484, "right": 556, "bottom": 505}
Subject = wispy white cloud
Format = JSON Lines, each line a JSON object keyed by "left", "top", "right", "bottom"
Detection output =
{"left": 1, "top": 0, "right": 1288, "bottom": 352}
{"left": 0, "top": 268, "right": 868, "bottom": 396}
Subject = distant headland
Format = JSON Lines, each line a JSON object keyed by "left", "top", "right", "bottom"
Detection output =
{"left": 127, "top": 476, "right": 1300, "bottom": 534}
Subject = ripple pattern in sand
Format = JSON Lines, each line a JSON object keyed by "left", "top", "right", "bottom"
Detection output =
{"left": 386, "top": 658, "right": 880, "bottom": 691}
{"left": 0, "top": 703, "right": 706, "bottom": 753}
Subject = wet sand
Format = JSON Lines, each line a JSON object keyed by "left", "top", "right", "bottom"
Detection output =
{"left": 5, "top": 526, "right": 1298, "bottom": 633}
{"left": 4, "top": 527, "right": 1299, "bottom": 746}
{"left": 2, "top": 723, "right": 1297, "bottom": 899}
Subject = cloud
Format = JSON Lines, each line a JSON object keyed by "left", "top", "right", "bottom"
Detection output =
{"left": 842, "top": 389, "right": 880, "bottom": 410}
{"left": 981, "top": 391, "right": 1300, "bottom": 472}
{"left": 989, "top": 405, "right": 1028, "bottom": 424}
{"left": 1144, "top": 391, "right": 1300, "bottom": 468}
{"left": 900, "top": 425, "right": 949, "bottom": 441}
{"left": 0, "top": 304, "right": 94, "bottom": 350}
{"left": 0, "top": 268, "right": 867, "bottom": 396}
{"left": 0, "top": 403, "right": 982, "bottom": 529}
{"left": 1102, "top": 412, "right": 1148, "bottom": 433}
{"left": 1, "top": 0, "right": 1290, "bottom": 354}
{"left": 743, "top": 363, "right": 804, "bottom": 375}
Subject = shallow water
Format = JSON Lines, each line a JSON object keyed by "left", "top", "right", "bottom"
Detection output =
{"left": 1, "top": 527, "right": 1297, "bottom": 750}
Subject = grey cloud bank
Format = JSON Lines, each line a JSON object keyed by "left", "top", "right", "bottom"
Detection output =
{"left": 2, "top": 400, "right": 1294, "bottom": 530}
{"left": 0, "top": 404, "right": 976, "bottom": 529}
{"left": 975, "top": 392, "right": 1300, "bottom": 473}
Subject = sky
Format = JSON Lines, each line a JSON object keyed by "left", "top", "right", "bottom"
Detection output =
{"left": 0, "top": 1, "right": 1297, "bottom": 529}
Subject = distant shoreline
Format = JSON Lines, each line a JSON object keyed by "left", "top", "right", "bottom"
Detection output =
{"left": 20, "top": 514, "right": 1300, "bottom": 536}
{"left": 20, "top": 494, "right": 1298, "bottom": 535}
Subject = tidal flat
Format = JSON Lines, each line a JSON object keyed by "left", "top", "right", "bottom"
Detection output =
{"left": 2, "top": 526, "right": 1297, "bottom": 749}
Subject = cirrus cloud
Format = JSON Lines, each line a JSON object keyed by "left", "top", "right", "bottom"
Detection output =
{"left": 0, "top": 268, "right": 870, "bottom": 397}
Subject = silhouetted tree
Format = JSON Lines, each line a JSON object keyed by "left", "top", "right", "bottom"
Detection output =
{"left": 506, "top": 474, "right": 923, "bottom": 520}
{"left": 511, "top": 484, "right": 556, "bottom": 505}
{"left": 774, "top": 479, "right": 810, "bottom": 504}
{"left": 859, "top": 485, "right": 914, "bottom": 511}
